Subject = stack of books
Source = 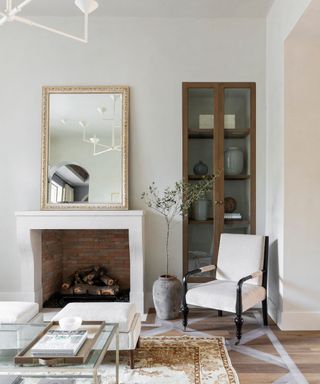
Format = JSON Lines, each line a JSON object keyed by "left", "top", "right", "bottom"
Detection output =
{"left": 224, "top": 114, "right": 236, "bottom": 129}
{"left": 199, "top": 114, "right": 214, "bottom": 129}
{"left": 224, "top": 212, "right": 242, "bottom": 220}
{"left": 31, "top": 330, "right": 87, "bottom": 357}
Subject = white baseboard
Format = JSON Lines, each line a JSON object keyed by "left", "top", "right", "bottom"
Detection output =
{"left": 278, "top": 311, "right": 320, "bottom": 330}
{"left": 267, "top": 298, "right": 279, "bottom": 324}
{"left": 145, "top": 291, "right": 153, "bottom": 312}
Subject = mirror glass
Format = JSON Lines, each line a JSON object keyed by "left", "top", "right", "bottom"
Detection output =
{"left": 41, "top": 86, "right": 129, "bottom": 210}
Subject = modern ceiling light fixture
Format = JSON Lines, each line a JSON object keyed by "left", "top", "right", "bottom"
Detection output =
{"left": 0, "top": 0, "right": 99, "bottom": 43}
{"left": 79, "top": 119, "right": 122, "bottom": 156}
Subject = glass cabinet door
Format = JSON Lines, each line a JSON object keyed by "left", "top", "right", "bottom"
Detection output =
{"left": 222, "top": 86, "right": 255, "bottom": 235}
{"left": 183, "top": 83, "right": 256, "bottom": 281}
{"left": 183, "top": 85, "right": 217, "bottom": 278}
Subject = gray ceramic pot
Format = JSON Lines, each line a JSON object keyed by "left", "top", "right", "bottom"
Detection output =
{"left": 152, "top": 275, "right": 182, "bottom": 320}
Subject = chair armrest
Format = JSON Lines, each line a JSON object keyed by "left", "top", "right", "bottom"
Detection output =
{"left": 182, "top": 265, "right": 216, "bottom": 306}
{"left": 235, "top": 270, "right": 264, "bottom": 317}
{"left": 237, "top": 270, "right": 263, "bottom": 288}
{"left": 183, "top": 264, "right": 216, "bottom": 282}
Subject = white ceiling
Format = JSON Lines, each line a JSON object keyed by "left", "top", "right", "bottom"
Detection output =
{"left": 50, "top": 93, "right": 122, "bottom": 139}
{"left": 0, "top": 0, "right": 275, "bottom": 18}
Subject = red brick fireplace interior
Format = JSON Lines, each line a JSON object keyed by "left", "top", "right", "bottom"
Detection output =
{"left": 42, "top": 229, "right": 130, "bottom": 305}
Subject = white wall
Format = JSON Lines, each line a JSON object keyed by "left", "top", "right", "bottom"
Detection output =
{"left": 0, "top": 16, "right": 266, "bottom": 306}
{"left": 266, "top": 0, "right": 313, "bottom": 328}
{"left": 284, "top": 35, "right": 320, "bottom": 329}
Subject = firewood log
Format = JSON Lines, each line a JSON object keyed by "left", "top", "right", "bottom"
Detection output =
{"left": 73, "top": 284, "right": 88, "bottom": 295}
{"left": 79, "top": 268, "right": 95, "bottom": 282}
{"left": 61, "top": 275, "right": 74, "bottom": 290}
{"left": 100, "top": 274, "right": 116, "bottom": 286}
{"left": 87, "top": 285, "right": 103, "bottom": 295}
{"left": 100, "top": 284, "right": 120, "bottom": 296}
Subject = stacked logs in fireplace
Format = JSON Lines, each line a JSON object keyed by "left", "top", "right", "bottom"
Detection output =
{"left": 61, "top": 265, "right": 120, "bottom": 296}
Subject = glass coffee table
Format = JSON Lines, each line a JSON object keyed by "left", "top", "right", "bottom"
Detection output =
{"left": 0, "top": 323, "right": 119, "bottom": 384}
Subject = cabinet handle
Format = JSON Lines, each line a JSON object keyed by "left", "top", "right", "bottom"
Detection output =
{"left": 215, "top": 200, "right": 224, "bottom": 205}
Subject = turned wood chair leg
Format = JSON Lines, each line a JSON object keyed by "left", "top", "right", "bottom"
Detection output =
{"left": 262, "top": 299, "right": 268, "bottom": 326}
{"left": 181, "top": 304, "right": 189, "bottom": 331}
{"left": 218, "top": 310, "right": 223, "bottom": 317}
{"left": 234, "top": 314, "right": 244, "bottom": 345}
{"left": 128, "top": 350, "right": 135, "bottom": 369}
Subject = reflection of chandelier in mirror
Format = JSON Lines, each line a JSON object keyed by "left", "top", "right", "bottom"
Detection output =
{"left": 79, "top": 120, "right": 122, "bottom": 156}
{"left": 0, "top": 0, "right": 99, "bottom": 43}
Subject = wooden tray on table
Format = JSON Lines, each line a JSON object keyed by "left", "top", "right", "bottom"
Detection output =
{"left": 14, "top": 320, "right": 105, "bottom": 366}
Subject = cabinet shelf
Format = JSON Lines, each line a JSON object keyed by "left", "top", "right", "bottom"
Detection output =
{"left": 189, "top": 219, "right": 214, "bottom": 225}
{"left": 224, "top": 219, "right": 250, "bottom": 228}
{"left": 188, "top": 174, "right": 250, "bottom": 180}
{"left": 224, "top": 174, "right": 250, "bottom": 180}
{"left": 188, "top": 128, "right": 250, "bottom": 139}
{"left": 188, "top": 129, "right": 213, "bottom": 139}
{"left": 188, "top": 175, "right": 214, "bottom": 180}
{"left": 224, "top": 129, "right": 250, "bottom": 138}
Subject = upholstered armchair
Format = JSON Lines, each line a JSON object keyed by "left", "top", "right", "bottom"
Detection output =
{"left": 181, "top": 233, "right": 269, "bottom": 344}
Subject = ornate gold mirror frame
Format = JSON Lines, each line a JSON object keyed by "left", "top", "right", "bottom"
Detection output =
{"left": 41, "top": 86, "right": 129, "bottom": 210}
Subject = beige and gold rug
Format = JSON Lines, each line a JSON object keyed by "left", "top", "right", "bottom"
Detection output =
{"left": 103, "top": 336, "right": 239, "bottom": 384}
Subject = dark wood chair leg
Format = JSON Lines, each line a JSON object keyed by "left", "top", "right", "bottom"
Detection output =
{"left": 262, "top": 299, "right": 268, "bottom": 326}
{"left": 218, "top": 310, "right": 223, "bottom": 317}
{"left": 234, "top": 314, "right": 244, "bottom": 345}
{"left": 181, "top": 304, "right": 189, "bottom": 331}
{"left": 128, "top": 350, "right": 135, "bottom": 369}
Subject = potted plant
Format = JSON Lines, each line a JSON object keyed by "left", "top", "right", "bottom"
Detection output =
{"left": 141, "top": 178, "right": 213, "bottom": 320}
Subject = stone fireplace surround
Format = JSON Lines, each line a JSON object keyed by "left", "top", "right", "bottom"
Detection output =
{"left": 15, "top": 211, "right": 145, "bottom": 313}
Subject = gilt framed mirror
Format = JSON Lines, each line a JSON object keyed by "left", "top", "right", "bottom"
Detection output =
{"left": 41, "top": 86, "right": 129, "bottom": 210}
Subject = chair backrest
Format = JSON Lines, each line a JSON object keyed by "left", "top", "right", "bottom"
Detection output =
{"left": 216, "top": 233, "right": 266, "bottom": 286}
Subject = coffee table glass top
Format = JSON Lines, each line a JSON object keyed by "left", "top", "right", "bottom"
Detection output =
{"left": 0, "top": 322, "right": 118, "bottom": 373}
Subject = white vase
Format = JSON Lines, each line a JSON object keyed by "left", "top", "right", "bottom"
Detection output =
{"left": 193, "top": 199, "right": 209, "bottom": 221}
{"left": 224, "top": 147, "right": 244, "bottom": 175}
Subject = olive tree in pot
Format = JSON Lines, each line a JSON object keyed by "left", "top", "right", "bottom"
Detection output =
{"left": 141, "top": 178, "right": 213, "bottom": 320}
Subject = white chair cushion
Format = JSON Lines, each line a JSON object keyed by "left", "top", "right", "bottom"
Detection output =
{"left": 0, "top": 302, "right": 39, "bottom": 323}
{"left": 53, "top": 302, "right": 137, "bottom": 333}
{"left": 186, "top": 280, "right": 266, "bottom": 313}
{"left": 216, "top": 234, "right": 265, "bottom": 286}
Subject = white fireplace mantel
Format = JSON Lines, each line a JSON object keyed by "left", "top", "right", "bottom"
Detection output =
{"left": 15, "top": 211, "right": 145, "bottom": 313}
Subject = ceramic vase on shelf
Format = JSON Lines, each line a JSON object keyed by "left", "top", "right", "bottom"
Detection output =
{"left": 224, "top": 147, "right": 244, "bottom": 176}
{"left": 153, "top": 275, "right": 182, "bottom": 320}
{"left": 192, "top": 198, "right": 209, "bottom": 221}
{"left": 193, "top": 160, "right": 208, "bottom": 176}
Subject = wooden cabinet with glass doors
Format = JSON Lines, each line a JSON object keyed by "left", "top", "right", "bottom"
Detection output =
{"left": 183, "top": 82, "right": 256, "bottom": 282}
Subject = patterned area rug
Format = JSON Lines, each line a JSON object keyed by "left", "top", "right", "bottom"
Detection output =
{"left": 102, "top": 336, "right": 239, "bottom": 384}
